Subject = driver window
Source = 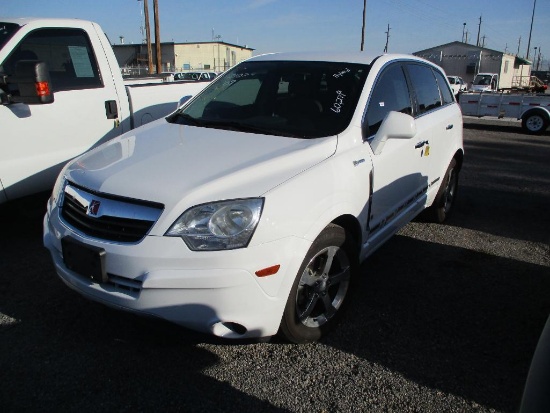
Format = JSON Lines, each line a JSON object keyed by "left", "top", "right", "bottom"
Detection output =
{"left": 2, "top": 28, "right": 102, "bottom": 92}
{"left": 365, "top": 63, "right": 412, "bottom": 139}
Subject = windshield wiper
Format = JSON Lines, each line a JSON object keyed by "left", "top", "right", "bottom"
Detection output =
{"left": 207, "top": 119, "right": 305, "bottom": 138}
{"left": 170, "top": 115, "right": 302, "bottom": 138}
{"left": 167, "top": 112, "right": 204, "bottom": 126}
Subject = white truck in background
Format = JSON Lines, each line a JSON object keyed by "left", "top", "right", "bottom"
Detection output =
{"left": 0, "top": 17, "right": 210, "bottom": 204}
{"left": 459, "top": 91, "right": 550, "bottom": 134}
{"left": 470, "top": 72, "right": 548, "bottom": 93}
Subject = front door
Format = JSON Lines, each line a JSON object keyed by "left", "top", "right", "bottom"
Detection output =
{"left": 363, "top": 63, "right": 428, "bottom": 245}
{"left": 0, "top": 25, "right": 123, "bottom": 200}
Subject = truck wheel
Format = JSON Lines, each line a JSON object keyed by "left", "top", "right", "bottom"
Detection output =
{"left": 279, "top": 224, "right": 356, "bottom": 344}
{"left": 426, "top": 159, "right": 458, "bottom": 223}
{"left": 522, "top": 113, "right": 549, "bottom": 135}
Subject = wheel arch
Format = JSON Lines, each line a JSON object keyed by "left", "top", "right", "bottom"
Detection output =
{"left": 521, "top": 107, "right": 550, "bottom": 122}
{"left": 453, "top": 148, "right": 464, "bottom": 173}
{"left": 331, "top": 214, "right": 362, "bottom": 258}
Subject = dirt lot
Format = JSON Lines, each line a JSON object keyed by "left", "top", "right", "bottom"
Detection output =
{"left": 1, "top": 117, "right": 549, "bottom": 412}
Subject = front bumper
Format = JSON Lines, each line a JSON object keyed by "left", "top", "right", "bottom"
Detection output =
{"left": 43, "top": 207, "right": 310, "bottom": 339}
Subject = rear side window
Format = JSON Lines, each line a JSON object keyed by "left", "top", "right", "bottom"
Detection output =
{"left": 365, "top": 63, "right": 412, "bottom": 137}
{"left": 3, "top": 28, "right": 103, "bottom": 92}
{"left": 406, "top": 64, "right": 441, "bottom": 115}
{"left": 433, "top": 69, "right": 454, "bottom": 105}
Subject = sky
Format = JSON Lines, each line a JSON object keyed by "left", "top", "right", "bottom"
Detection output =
{"left": 2, "top": 0, "right": 549, "bottom": 68}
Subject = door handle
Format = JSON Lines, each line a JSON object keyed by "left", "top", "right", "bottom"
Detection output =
{"left": 105, "top": 100, "right": 118, "bottom": 119}
{"left": 415, "top": 140, "right": 429, "bottom": 149}
{"left": 446, "top": 124, "right": 454, "bottom": 130}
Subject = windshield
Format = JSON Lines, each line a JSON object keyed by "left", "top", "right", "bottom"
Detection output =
{"left": 0, "top": 22, "right": 19, "bottom": 51}
{"left": 168, "top": 60, "right": 370, "bottom": 138}
{"left": 473, "top": 75, "right": 492, "bottom": 85}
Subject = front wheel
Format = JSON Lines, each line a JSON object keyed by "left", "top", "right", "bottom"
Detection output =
{"left": 279, "top": 224, "right": 356, "bottom": 344}
{"left": 522, "top": 113, "right": 549, "bottom": 135}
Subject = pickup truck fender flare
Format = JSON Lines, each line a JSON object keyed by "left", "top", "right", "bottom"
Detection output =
{"left": 520, "top": 107, "right": 550, "bottom": 134}
{"left": 520, "top": 106, "right": 550, "bottom": 120}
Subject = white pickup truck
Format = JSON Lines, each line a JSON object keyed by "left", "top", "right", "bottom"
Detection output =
{"left": 459, "top": 91, "right": 550, "bottom": 134}
{"left": 0, "top": 17, "right": 209, "bottom": 204}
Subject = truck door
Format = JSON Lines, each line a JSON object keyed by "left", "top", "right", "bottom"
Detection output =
{"left": 364, "top": 63, "right": 427, "bottom": 241}
{"left": 0, "top": 26, "right": 123, "bottom": 201}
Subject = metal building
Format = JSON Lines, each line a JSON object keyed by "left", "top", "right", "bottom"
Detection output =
{"left": 414, "top": 41, "right": 532, "bottom": 88}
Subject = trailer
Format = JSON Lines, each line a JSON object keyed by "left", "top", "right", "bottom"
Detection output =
{"left": 459, "top": 92, "right": 550, "bottom": 134}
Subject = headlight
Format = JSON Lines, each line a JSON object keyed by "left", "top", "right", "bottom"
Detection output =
{"left": 165, "top": 198, "right": 264, "bottom": 251}
{"left": 49, "top": 163, "right": 70, "bottom": 209}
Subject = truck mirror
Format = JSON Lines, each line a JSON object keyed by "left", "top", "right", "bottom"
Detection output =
{"left": 10, "top": 60, "right": 54, "bottom": 104}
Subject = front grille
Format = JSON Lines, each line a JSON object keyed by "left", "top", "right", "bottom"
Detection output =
{"left": 60, "top": 183, "right": 163, "bottom": 243}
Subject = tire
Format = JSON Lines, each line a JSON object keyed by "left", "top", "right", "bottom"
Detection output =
{"left": 279, "top": 224, "right": 356, "bottom": 344}
{"left": 426, "top": 158, "right": 458, "bottom": 223}
{"left": 522, "top": 113, "right": 549, "bottom": 135}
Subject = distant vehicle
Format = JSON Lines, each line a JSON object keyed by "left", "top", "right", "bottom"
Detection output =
{"left": 459, "top": 91, "right": 550, "bottom": 134}
{"left": 174, "top": 72, "right": 217, "bottom": 81}
{"left": 44, "top": 52, "right": 464, "bottom": 343}
{"left": 447, "top": 76, "right": 466, "bottom": 95}
{"left": 470, "top": 72, "right": 547, "bottom": 93}
{"left": 0, "top": 17, "right": 209, "bottom": 203}
{"left": 160, "top": 72, "right": 175, "bottom": 81}
{"left": 470, "top": 73, "right": 498, "bottom": 92}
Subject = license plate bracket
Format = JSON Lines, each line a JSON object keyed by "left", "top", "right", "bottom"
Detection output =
{"left": 61, "top": 237, "right": 107, "bottom": 283}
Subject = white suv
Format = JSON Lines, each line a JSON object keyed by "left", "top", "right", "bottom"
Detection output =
{"left": 447, "top": 75, "right": 466, "bottom": 96}
{"left": 44, "top": 52, "right": 463, "bottom": 343}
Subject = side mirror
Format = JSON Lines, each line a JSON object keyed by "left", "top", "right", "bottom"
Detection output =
{"left": 176, "top": 95, "right": 192, "bottom": 109}
{"left": 5, "top": 60, "right": 54, "bottom": 105}
{"left": 370, "top": 111, "right": 416, "bottom": 155}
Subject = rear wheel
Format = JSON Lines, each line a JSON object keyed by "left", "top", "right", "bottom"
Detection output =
{"left": 522, "top": 113, "right": 549, "bottom": 135}
{"left": 426, "top": 158, "right": 458, "bottom": 223}
{"left": 279, "top": 224, "right": 356, "bottom": 344}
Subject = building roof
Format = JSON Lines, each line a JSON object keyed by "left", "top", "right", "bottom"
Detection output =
{"left": 112, "top": 41, "right": 254, "bottom": 51}
{"left": 414, "top": 41, "right": 532, "bottom": 66}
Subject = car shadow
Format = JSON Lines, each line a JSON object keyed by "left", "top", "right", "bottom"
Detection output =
{"left": 323, "top": 234, "right": 550, "bottom": 412}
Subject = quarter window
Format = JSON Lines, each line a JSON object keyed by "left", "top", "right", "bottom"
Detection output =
{"left": 3, "top": 28, "right": 102, "bottom": 92}
{"left": 407, "top": 64, "right": 441, "bottom": 115}
{"left": 365, "top": 64, "right": 412, "bottom": 137}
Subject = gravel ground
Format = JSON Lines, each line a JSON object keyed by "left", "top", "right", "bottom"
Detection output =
{"left": 1, "top": 117, "right": 549, "bottom": 412}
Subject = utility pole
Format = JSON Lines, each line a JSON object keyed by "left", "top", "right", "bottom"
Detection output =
{"left": 153, "top": 0, "right": 161, "bottom": 73}
{"left": 383, "top": 23, "right": 390, "bottom": 53}
{"left": 526, "top": 0, "right": 536, "bottom": 59}
{"left": 481, "top": 35, "right": 486, "bottom": 48}
{"left": 476, "top": 15, "right": 482, "bottom": 47}
{"left": 462, "top": 23, "right": 466, "bottom": 42}
{"left": 517, "top": 36, "right": 522, "bottom": 56}
{"left": 360, "top": 0, "right": 366, "bottom": 51}
{"left": 143, "top": 0, "right": 153, "bottom": 74}
{"left": 465, "top": 30, "right": 469, "bottom": 44}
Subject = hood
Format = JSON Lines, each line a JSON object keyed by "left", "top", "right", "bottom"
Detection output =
{"left": 65, "top": 120, "right": 337, "bottom": 211}
{"left": 470, "top": 85, "right": 491, "bottom": 92}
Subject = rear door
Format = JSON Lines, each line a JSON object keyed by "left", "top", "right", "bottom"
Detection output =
{"left": 405, "top": 63, "right": 461, "bottom": 200}
{"left": 0, "top": 24, "right": 123, "bottom": 200}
